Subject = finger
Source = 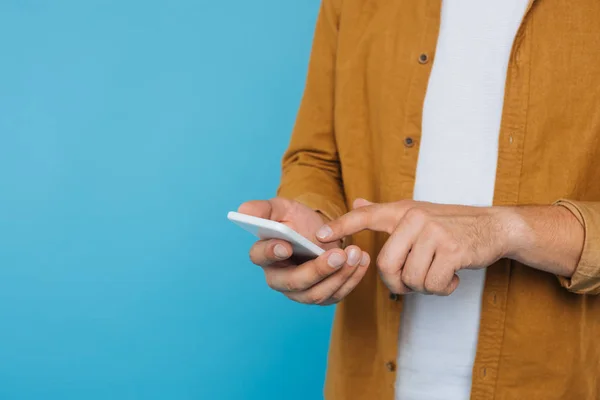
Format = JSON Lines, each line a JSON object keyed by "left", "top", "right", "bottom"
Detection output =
{"left": 322, "top": 251, "right": 371, "bottom": 305}
{"left": 316, "top": 203, "right": 400, "bottom": 243}
{"left": 401, "top": 233, "right": 436, "bottom": 293}
{"left": 353, "top": 198, "right": 373, "bottom": 209}
{"left": 264, "top": 248, "right": 348, "bottom": 292}
{"left": 377, "top": 215, "right": 425, "bottom": 295}
{"left": 424, "top": 256, "right": 461, "bottom": 296}
{"left": 249, "top": 239, "right": 293, "bottom": 266}
{"left": 238, "top": 198, "right": 289, "bottom": 221}
{"left": 286, "top": 246, "right": 364, "bottom": 304}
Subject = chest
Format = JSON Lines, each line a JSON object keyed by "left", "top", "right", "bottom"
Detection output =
{"left": 333, "top": 0, "right": 600, "bottom": 204}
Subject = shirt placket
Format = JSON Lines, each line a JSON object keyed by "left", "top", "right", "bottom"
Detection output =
{"left": 380, "top": 0, "right": 443, "bottom": 395}
{"left": 470, "top": 1, "right": 536, "bottom": 398}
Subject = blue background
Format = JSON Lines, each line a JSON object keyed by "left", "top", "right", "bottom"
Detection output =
{"left": 0, "top": 1, "right": 333, "bottom": 399}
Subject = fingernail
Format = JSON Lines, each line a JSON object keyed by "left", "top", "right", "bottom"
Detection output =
{"left": 316, "top": 225, "right": 333, "bottom": 240}
{"left": 274, "top": 244, "right": 289, "bottom": 259}
{"left": 347, "top": 249, "right": 361, "bottom": 267}
{"left": 360, "top": 253, "right": 369, "bottom": 266}
{"left": 327, "top": 253, "right": 345, "bottom": 269}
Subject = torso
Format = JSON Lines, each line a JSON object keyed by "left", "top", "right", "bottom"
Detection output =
{"left": 321, "top": 0, "right": 600, "bottom": 398}
{"left": 395, "top": 1, "right": 529, "bottom": 398}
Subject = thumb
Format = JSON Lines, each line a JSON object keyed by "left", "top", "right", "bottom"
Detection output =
{"left": 238, "top": 200, "right": 273, "bottom": 219}
{"left": 353, "top": 198, "right": 374, "bottom": 209}
{"left": 238, "top": 198, "right": 290, "bottom": 221}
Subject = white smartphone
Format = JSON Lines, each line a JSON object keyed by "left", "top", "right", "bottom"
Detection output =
{"left": 227, "top": 211, "right": 325, "bottom": 259}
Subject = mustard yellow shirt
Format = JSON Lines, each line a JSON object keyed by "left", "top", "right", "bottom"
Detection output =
{"left": 277, "top": 0, "right": 600, "bottom": 399}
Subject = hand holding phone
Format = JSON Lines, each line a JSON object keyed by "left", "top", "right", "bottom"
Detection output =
{"left": 230, "top": 198, "right": 371, "bottom": 306}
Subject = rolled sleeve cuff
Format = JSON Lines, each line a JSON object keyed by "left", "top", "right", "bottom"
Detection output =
{"left": 292, "top": 192, "right": 345, "bottom": 223}
{"left": 554, "top": 199, "right": 600, "bottom": 295}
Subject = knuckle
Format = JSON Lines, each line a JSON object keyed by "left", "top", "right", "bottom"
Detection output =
{"left": 424, "top": 220, "right": 444, "bottom": 237}
{"left": 444, "top": 239, "right": 461, "bottom": 255}
{"left": 424, "top": 276, "right": 444, "bottom": 294}
{"left": 396, "top": 199, "right": 412, "bottom": 208}
{"left": 402, "top": 270, "right": 422, "bottom": 291}
{"left": 265, "top": 273, "right": 277, "bottom": 290}
{"left": 283, "top": 278, "right": 302, "bottom": 292}
{"left": 423, "top": 279, "right": 437, "bottom": 294}
{"left": 315, "top": 261, "right": 334, "bottom": 278}
{"left": 376, "top": 254, "right": 395, "bottom": 275}
{"left": 249, "top": 246, "right": 261, "bottom": 264}
{"left": 306, "top": 292, "right": 328, "bottom": 305}
{"left": 250, "top": 241, "right": 273, "bottom": 265}
{"left": 320, "top": 254, "right": 344, "bottom": 276}
{"left": 339, "top": 263, "right": 356, "bottom": 278}
{"left": 402, "top": 276, "right": 418, "bottom": 290}
{"left": 394, "top": 200, "right": 414, "bottom": 216}
{"left": 405, "top": 207, "right": 428, "bottom": 225}
{"left": 267, "top": 272, "right": 305, "bottom": 292}
{"left": 355, "top": 207, "right": 372, "bottom": 227}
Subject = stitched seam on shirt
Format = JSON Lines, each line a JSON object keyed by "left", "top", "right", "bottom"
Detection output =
{"left": 490, "top": 260, "right": 513, "bottom": 400}
{"left": 400, "top": 3, "right": 437, "bottom": 149}
{"left": 514, "top": 19, "right": 534, "bottom": 206}
{"left": 493, "top": 8, "right": 536, "bottom": 399}
{"left": 333, "top": 0, "right": 344, "bottom": 32}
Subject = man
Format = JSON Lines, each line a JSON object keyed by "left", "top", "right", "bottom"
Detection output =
{"left": 239, "top": 0, "right": 600, "bottom": 399}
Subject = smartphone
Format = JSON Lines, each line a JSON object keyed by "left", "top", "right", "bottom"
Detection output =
{"left": 227, "top": 211, "right": 324, "bottom": 259}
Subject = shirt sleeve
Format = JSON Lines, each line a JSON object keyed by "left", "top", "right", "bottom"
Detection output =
{"left": 554, "top": 200, "right": 600, "bottom": 295}
{"left": 276, "top": 0, "right": 347, "bottom": 223}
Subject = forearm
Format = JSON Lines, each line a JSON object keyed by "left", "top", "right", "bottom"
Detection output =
{"left": 502, "top": 205, "right": 584, "bottom": 277}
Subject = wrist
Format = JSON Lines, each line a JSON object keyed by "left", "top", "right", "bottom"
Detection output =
{"left": 493, "top": 206, "right": 531, "bottom": 261}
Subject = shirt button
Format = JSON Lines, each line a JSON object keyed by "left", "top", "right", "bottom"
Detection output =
{"left": 389, "top": 292, "right": 400, "bottom": 301}
{"left": 418, "top": 53, "right": 429, "bottom": 64}
{"left": 385, "top": 361, "right": 396, "bottom": 372}
{"left": 480, "top": 367, "right": 488, "bottom": 379}
{"left": 404, "top": 137, "right": 415, "bottom": 148}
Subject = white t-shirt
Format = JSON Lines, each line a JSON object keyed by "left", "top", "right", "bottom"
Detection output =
{"left": 394, "top": 1, "right": 529, "bottom": 399}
